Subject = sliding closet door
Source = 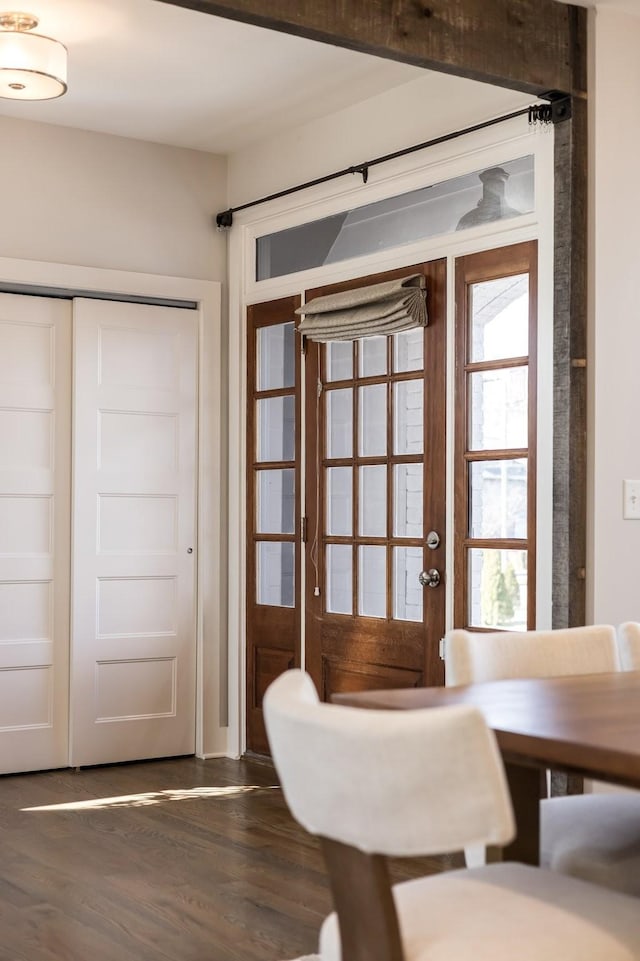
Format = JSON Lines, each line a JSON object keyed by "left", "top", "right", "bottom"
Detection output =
{"left": 71, "top": 298, "right": 198, "bottom": 766}
{"left": 0, "top": 293, "right": 71, "bottom": 774}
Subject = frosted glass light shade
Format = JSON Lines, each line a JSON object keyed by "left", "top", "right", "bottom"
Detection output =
{"left": 0, "top": 30, "right": 67, "bottom": 99}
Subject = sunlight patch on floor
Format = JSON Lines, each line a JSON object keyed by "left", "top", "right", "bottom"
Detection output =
{"left": 22, "top": 783, "right": 280, "bottom": 812}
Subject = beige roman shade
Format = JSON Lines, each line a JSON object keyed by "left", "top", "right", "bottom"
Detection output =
{"left": 295, "top": 274, "right": 427, "bottom": 342}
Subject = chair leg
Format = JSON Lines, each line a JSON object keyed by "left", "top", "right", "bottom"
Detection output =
{"left": 320, "top": 837, "right": 405, "bottom": 961}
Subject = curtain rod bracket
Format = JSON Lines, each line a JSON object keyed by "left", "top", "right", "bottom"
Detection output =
{"left": 353, "top": 164, "right": 369, "bottom": 184}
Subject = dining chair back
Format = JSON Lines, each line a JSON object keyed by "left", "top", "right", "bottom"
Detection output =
{"left": 264, "top": 669, "right": 514, "bottom": 857}
{"left": 617, "top": 621, "right": 640, "bottom": 670}
{"left": 445, "top": 624, "right": 619, "bottom": 687}
{"left": 444, "top": 625, "right": 640, "bottom": 896}
{"left": 264, "top": 669, "right": 640, "bottom": 961}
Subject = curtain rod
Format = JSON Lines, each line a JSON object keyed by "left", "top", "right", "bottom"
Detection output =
{"left": 215, "top": 94, "right": 570, "bottom": 230}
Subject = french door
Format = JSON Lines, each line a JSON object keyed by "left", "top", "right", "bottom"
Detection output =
{"left": 246, "top": 261, "right": 446, "bottom": 751}
{"left": 246, "top": 296, "right": 302, "bottom": 754}
{"left": 304, "top": 261, "right": 447, "bottom": 699}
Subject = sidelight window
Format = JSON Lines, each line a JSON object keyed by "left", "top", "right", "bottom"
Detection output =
{"left": 455, "top": 243, "right": 537, "bottom": 631}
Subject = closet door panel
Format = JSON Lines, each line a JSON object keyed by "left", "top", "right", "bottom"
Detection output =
{"left": 0, "top": 293, "right": 71, "bottom": 774}
{"left": 71, "top": 298, "right": 197, "bottom": 766}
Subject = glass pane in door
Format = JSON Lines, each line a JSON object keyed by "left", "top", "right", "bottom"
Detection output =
{"left": 469, "top": 368, "right": 528, "bottom": 451}
{"left": 468, "top": 547, "right": 527, "bottom": 630}
{"left": 358, "top": 384, "right": 387, "bottom": 457}
{"left": 326, "top": 544, "right": 352, "bottom": 614}
{"left": 359, "top": 466, "right": 386, "bottom": 537}
{"left": 326, "top": 389, "right": 353, "bottom": 458}
{"left": 359, "top": 337, "right": 387, "bottom": 377}
{"left": 469, "top": 459, "right": 527, "bottom": 539}
{"left": 358, "top": 545, "right": 386, "bottom": 618}
{"left": 257, "top": 542, "right": 295, "bottom": 607}
{"left": 393, "top": 329, "right": 424, "bottom": 372}
{"left": 394, "top": 464, "right": 423, "bottom": 537}
{"left": 257, "top": 322, "right": 295, "bottom": 390}
{"left": 470, "top": 275, "right": 529, "bottom": 363}
{"left": 257, "top": 469, "right": 295, "bottom": 534}
{"left": 393, "top": 547, "right": 423, "bottom": 622}
{"left": 394, "top": 380, "right": 423, "bottom": 455}
{"left": 326, "top": 342, "right": 353, "bottom": 382}
{"left": 257, "top": 395, "right": 295, "bottom": 461}
{"left": 326, "top": 466, "right": 352, "bottom": 536}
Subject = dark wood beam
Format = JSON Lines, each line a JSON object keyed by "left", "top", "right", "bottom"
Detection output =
{"left": 553, "top": 6, "right": 588, "bottom": 632}
{"left": 157, "top": 0, "right": 584, "bottom": 97}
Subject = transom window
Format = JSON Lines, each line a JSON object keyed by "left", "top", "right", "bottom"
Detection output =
{"left": 256, "top": 156, "right": 534, "bottom": 281}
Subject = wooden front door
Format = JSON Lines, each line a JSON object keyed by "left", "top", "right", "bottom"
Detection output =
{"left": 304, "top": 260, "right": 447, "bottom": 700}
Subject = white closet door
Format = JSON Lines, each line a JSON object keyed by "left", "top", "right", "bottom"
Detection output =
{"left": 71, "top": 299, "right": 197, "bottom": 766}
{"left": 0, "top": 293, "right": 71, "bottom": 774}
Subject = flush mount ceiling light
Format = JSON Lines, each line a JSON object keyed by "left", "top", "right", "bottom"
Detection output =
{"left": 0, "top": 11, "right": 67, "bottom": 100}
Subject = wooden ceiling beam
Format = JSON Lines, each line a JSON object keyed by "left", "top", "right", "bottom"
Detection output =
{"left": 156, "top": 0, "right": 585, "bottom": 97}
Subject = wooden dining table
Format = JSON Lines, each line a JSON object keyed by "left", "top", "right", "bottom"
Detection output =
{"left": 333, "top": 671, "right": 640, "bottom": 865}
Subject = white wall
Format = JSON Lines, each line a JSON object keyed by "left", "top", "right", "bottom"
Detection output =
{"left": 228, "top": 71, "right": 531, "bottom": 206}
{"left": 0, "top": 116, "right": 226, "bottom": 281}
{"left": 589, "top": 6, "right": 640, "bottom": 624}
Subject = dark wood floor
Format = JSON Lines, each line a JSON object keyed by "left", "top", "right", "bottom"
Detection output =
{"left": 0, "top": 756, "right": 460, "bottom": 961}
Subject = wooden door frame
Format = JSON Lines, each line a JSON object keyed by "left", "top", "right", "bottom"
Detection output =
{"left": 163, "top": 0, "right": 588, "bottom": 629}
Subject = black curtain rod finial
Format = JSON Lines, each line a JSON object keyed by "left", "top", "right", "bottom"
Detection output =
{"left": 528, "top": 94, "right": 572, "bottom": 127}
{"left": 216, "top": 209, "right": 233, "bottom": 230}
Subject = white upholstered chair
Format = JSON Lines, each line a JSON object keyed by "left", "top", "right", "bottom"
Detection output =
{"left": 618, "top": 621, "right": 640, "bottom": 670}
{"left": 264, "top": 669, "right": 640, "bottom": 961}
{"left": 445, "top": 625, "right": 640, "bottom": 896}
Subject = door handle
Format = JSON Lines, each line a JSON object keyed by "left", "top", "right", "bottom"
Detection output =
{"left": 418, "top": 569, "right": 441, "bottom": 588}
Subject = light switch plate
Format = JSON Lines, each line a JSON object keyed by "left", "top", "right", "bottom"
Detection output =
{"left": 623, "top": 480, "right": 640, "bottom": 519}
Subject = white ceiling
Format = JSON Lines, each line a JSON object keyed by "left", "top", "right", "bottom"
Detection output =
{"left": 6, "top": 0, "right": 633, "bottom": 154}
{"left": 0, "top": 0, "right": 424, "bottom": 153}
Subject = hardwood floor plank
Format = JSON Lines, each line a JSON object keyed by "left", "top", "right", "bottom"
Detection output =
{"left": 0, "top": 757, "right": 453, "bottom": 961}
